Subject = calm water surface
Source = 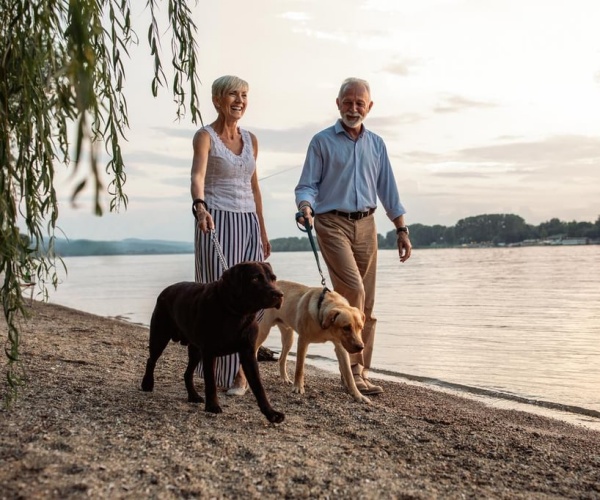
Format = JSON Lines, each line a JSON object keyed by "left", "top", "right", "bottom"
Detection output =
{"left": 46, "top": 246, "right": 600, "bottom": 427}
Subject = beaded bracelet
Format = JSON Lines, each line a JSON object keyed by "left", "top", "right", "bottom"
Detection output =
{"left": 192, "top": 198, "right": 208, "bottom": 219}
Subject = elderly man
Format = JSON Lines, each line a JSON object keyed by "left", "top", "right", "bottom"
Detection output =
{"left": 295, "top": 77, "right": 412, "bottom": 395}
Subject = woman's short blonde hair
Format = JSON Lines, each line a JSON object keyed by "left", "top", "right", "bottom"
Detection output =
{"left": 212, "top": 75, "right": 249, "bottom": 98}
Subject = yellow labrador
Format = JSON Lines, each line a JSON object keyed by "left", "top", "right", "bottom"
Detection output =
{"left": 256, "top": 280, "right": 370, "bottom": 404}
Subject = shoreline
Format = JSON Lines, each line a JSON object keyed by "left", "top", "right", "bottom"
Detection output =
{"left": 294, "top": 353, "right": 600, "bottom": 433}
{"left": 105, "top": 312, "right": 600, "bottom": 431}
{"left": 2, "top": 301, "right": 600, "bottom": 498}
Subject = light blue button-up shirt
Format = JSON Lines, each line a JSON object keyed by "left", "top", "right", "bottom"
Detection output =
{"left": 295, "top": 120, "right": 406, "bottom": 221}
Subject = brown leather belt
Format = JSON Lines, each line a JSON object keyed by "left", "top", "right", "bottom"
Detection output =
{"left": 327, "top": 208, "right": 376, "bottom": 220}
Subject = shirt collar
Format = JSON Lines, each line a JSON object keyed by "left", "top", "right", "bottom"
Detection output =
{"left": 335, "top": 119, "right": 365, "bottom": 139}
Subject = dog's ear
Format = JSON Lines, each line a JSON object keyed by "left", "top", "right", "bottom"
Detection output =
{"left": 219, "top": 263, "right": 248, "bottom": 298}
{"left": 260, "top": 262, "right": 277, "bottom": 282}
{"left": 219, "top": 265, "right": 238, "bottom": 290}
{"left": 321, "top": 308, "right": 341, "bottom": 329}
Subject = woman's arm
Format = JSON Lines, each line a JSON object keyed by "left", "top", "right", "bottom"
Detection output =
{"left": 250, "top": 132, "right": 271, "bottom": 259}
{"left": 190, "top": 129, "right": 214, "bottom": 232}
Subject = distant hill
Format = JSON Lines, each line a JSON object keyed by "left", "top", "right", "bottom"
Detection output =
{"left": 52, "top": 238, "right": 194, "bottom": 257}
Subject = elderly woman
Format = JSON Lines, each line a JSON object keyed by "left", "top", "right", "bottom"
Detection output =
{"left": 190, "top": 75, "right": 271, "bottom": 395}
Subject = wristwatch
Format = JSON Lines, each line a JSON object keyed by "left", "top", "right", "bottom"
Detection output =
{"left": 396, "top": 226, "right": 409, "bottom": 236}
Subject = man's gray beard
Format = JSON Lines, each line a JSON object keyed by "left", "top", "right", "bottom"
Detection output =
{"left": 341, "top": 114, "right": 363, "bottom": 129}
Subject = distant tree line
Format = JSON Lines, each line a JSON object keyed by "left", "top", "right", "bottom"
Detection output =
{"left": 270, "top": 214, "right": 600, "bottom": 251}
{"left": 51, "top": 238, "right": 194, "bottom": 257}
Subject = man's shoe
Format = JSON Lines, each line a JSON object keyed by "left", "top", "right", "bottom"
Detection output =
{"left": 353, "top": 373, "right": 383, "bottom": 395}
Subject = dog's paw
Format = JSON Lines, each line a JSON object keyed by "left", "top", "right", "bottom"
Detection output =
{"left": 140, "top": 376, "right": 154, "bottom": 392}
{"left": 266, "top": 410, "right": 285, "bottom": 424}
{"left": 205, "top": 403, "right": 223, "bottom": 414}
{"left": 292, "top": 385, "right": 305, "bottom": 395}
{"left": 283, "top": 377, "right": 293, "bottom": 385}
{"left": 349, "top": 391, "right": 371, "bottom": 404}
{"left": 188, "top": 394, "right": 204, "bottom": 403}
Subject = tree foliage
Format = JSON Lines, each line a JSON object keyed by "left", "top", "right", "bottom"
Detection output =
{"left": 270, "top": 236, "right": 315, "bottom": 252}
{"left": 382, "top": 214, "right": 600, "bottom": 249}
{"left": 0, "top": 0, "right": 201, "bottom": 403}
{"left": 271, "top": 214, "right": 600, "bottom": 252}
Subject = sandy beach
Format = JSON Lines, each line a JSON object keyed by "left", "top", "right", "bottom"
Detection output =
{"left": 1, "top": 301, "right": 600, "bottom": 499}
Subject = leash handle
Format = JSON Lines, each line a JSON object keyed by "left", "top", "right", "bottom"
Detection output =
{"left": 295, "top": 211, "right": 309, "bottom": 232}
{"left": 210, "top": 229, "right": 229, "bottom": 271}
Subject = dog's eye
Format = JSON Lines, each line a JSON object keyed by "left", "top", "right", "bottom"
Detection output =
{"left": 343, "top": 325, "right": 352, "bottom": 332}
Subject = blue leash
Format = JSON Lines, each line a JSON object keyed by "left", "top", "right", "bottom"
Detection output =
{"left": 295, "top": 212, "right": 328, "bottom": 288}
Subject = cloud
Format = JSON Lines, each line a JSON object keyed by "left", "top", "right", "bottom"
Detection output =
{"left": 151, "top": 127, "right": 196, "bottom": 140}
{"left": 434, "top": 94, "right": 497, "bottom": 113}
{"left": 151, "top": 123, "right": 321, "bottom": 156}
{"left": 368, "top": 115, "right": 426, "bottom": 138}
{"left": 124, "top": 150, "right": 189, "bottom": 170}
{"left": 381, "top": 56, "right": 422, "bottom": 77}
{"left": 382, "top": 62, "right": 411, "bottom": 76}
{"left": 405, "top": 135, "right": 600, "bottom": 169}
{"left": 397, "top": 134, "right": 600, "bottom": 224}
{"left": 251, "top": 123, "right": 326, "bottom": 154}
{"left": 456, "top": 135, "right": 600, "bottom": 164}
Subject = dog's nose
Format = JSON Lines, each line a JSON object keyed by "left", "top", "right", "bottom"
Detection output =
{"left": 270, "top": 288, "right": 284, "bottom": 309}
{"left": 352, "top": 341, "right": 364, "bottom": 353}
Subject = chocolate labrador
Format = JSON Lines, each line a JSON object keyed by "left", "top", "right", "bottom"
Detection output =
{"left": 141, "top": 261, "right": 285, "bottom": 423}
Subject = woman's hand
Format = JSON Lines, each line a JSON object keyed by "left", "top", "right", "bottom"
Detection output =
{"left": 195, "top": 207, "right": 215, "bottom": 233}
{"left": 262, "top": 234, "right": 271, "bottom": 259}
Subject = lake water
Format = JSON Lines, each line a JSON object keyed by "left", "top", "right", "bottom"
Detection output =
{"left": 45, "top": 246, "right": 600, "bottom": 429}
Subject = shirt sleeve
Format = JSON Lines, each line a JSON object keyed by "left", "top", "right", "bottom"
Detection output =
{"left": 294, "top": 137, "right": 322, "bottom": 208}
{"left": 377, "top": 141, "right": 406, "bottom": 221}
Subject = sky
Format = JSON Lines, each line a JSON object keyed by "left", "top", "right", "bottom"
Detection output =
{"left": 54, "top": 0, "right": 600, "bottom": 242}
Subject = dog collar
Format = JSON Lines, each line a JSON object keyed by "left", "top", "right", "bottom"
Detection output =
{"left": 317, "top": 287, "right": 330, "bottom": 326}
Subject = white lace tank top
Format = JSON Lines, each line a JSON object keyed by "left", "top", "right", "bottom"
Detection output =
{"left": 202, "top": 125, "right": 256, "bottom": 212}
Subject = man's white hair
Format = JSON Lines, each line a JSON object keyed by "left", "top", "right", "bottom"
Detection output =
{"left": 338, "top": 77, "right": 371, "bottom": 99}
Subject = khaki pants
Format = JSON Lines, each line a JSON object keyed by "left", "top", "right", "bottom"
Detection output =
{"left": 314, "top": 213, "right": 378, "bottom": 370}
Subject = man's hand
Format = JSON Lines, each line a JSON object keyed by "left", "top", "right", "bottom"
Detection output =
{"left": 296, "top": 202, "right": 314, "bottom": 229}
{"left": 397, "top": 232, "right": 412, "bottom": 262}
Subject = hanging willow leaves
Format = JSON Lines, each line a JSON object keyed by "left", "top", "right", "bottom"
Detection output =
{"left": 0, "top": 0, "right": 202, "bottom": 404}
